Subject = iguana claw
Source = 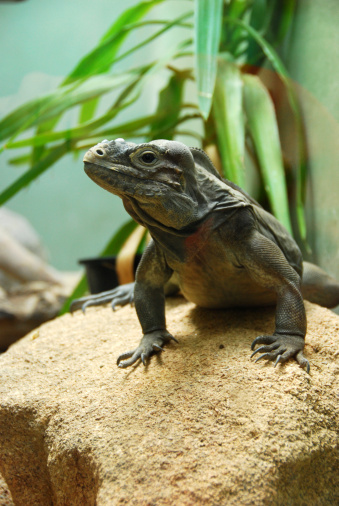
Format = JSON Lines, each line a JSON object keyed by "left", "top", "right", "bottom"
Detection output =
{"left": 251, "top": 334, "right": 310, "bottom": 373}
{"left": 152, "top": 344, "right": 164, "bottom": 352}
{"left": 274, "top": 355, "right": 283, "bottom": 367}
{"left": 117, "top": 330, "right": 177, "bottom": 368}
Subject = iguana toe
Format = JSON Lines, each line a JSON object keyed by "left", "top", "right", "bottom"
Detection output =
{"left": 250, "top": 343, "right": 279, "bottom": 358}
{"left": 117, "top": 330, "right": 177, "bottom": 368}
{"left": 251, "top": 335, "right": 276, "bottom": 350}
{"left": 70, "top": 283, "right": 135, "bottom": 314}
{"left": 296, "top": 351, "right": 310, "bottom": 374}
{"left": 251, "top": 334, "right": 310, "bottom": 372}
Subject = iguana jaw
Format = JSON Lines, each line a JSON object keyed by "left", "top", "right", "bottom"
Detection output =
{"left": 83, "top": 160, "right": 182, "bottom": 199}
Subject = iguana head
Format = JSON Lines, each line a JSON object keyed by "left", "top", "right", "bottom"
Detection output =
{"left": 83, "top": 138, "right": 237, "bottom": 231}
{"left": 83, "top": 139, "right": 194, "bottom": 197}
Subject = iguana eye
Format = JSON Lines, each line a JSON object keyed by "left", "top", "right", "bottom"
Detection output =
{"left": 140, "top": 152, "right": 157, "bottom": 164}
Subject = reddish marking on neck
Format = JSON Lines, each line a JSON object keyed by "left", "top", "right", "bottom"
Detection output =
{"left": 185, "top": 217, "right": 214, "bottom": 257}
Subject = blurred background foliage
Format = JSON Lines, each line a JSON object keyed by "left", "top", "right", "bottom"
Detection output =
{"left": 0, "top": 1, "right": 301, "bottom": 232}
{"left": 1, "top": 0, "right": 339, "bottom": 308}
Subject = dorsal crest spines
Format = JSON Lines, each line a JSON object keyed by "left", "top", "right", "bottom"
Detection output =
{"left": 189, "top": 147, "right": 223, "bottom": 181}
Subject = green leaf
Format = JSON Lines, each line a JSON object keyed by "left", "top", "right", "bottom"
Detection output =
{"left": 113, "top": 15, "right": 193, "bottom": 66}
{"left": 224, "top": 16, "right": 294, "bottom": 104}
{"left": 30, "top": 62, "right": 150, "bottom": 162}
{"left": 59, "top": 275, "right": 88, "bottom": 315}
{"left": 100, "top": 219, "right": 139, "bottom": 256}
{"left": 225, "top": 15, "right": 307, "bottom": 239}
{"left": 64, "top": 0, "right": 165, "bottom": 85}
{"left": 4, "top": 34, "right": 190, "bottom": 153}
{"left": 59, "top": 219, "right": 138, "bottom": 315}
{"left": 0, "top": 143, "right": 68, "bottom": 205}
{"left": 74, "top": 13, "right": 192, "bottom": 125}
{"left": 271, "top": 0, "right": 296, "bottom": 43}
{"left": 100, "top": 1, "right": 164, "bottom": 45}
{"left": 0, "top": 72, "right": 137, "bottom": 147}
{"left": 8, "top": 154, "right": 31, "bottom": 166}
{"left": 245, "top": 0, "right": 273, "bottom": 65}
{"left": 249, "top": 0, "right": 270, "bottom": 33}
{"left": 7, "top": 114, "right": 159, "bottom": 149}
{"left": 149, "top": 70, "right": 187, "bottom": 140}
{"left": 212, "top": 59, "right": 246, "bottom": 188}
{"left": 242, "top": 74, "right": 292, "bottom": 234}
{"left": 194, "top": 0, "right": 223, "bottom": 119}
{"left": 6, "top": 47, "right": 193, "bottom": 150}
{"left": 78, "top": 97, "right": 100, "bottom": 124}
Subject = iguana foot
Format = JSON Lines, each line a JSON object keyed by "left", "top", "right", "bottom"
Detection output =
{"left": 251, "top": 334, "right": 310, "bottom": 373}
{"left": 117, "top": 330, "right": 178, "bottom": 368}
{"left": 70, "top": 282, "right": 135, "bottom": 313}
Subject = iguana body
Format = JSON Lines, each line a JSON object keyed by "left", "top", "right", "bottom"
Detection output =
{"left": 72, "top": 139, "right": 339, "bottom": 371}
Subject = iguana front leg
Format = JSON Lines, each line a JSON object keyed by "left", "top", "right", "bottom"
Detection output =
{"left": 70, "top": 283, "right": 135, "bottom": 313}
{"left": 117, "top": 241, "right": 176, "bottom": 368}
{"left": 227, "top": 228, "right": 309, "bottom": 373}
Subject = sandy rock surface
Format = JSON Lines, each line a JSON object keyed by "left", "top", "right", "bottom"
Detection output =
{"left": 0, "top": 297, "right": 338, "bottom": 505}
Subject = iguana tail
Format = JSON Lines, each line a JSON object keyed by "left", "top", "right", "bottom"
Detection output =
{"left": 302, "top": 261, "right": 339, "bottom": 309}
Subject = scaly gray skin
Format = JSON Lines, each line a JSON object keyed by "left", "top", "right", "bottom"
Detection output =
{"left": 72, "top": 139, "right": 339, "bottom": 371}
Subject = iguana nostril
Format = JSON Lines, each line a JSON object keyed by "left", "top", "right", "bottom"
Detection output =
{"left": 96, "top": 149, "right": 104, "bottom": 156}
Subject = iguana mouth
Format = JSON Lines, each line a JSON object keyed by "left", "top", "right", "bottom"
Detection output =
{"left": 83, "top": 161, "right": 181, "bottom": 192}
{"left": 83, "top": 155, "right": 182, "bottom": 191}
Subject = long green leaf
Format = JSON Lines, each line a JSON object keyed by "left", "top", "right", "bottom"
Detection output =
{"left": 64, "top": 0, "right": 165, "bottom": 84}
{"left": 225, "top": 15, "right": 307, "bottom": 239}
{"left": 149, "top": 70, "right": 188, "bottom": 140}
{"left": 35, "top": 3, "right": 167, "bottom": 147}
{"left": 79, "top": 98, "right": 100, "bottom": 125}
{"left": 224, "top": 16, "right": 298, "bottom": 113}
{"left": 8, "top": 40, "right": 190, "bottom": 186}
{"left": 245, "top": 0, "right": 274, "bottom": 64}
{"left": 0, "top": 144, "right": 68, "bottom": 205}
{"left": 59, "top": 275, "right": 88, "bottom": 315}
{"left": 31, "top": 63, "right": 150, "bottom": 162}
{"left": 212, "top": 59, "right": 246, "bottom": 188}
{"left": 6, "top": 39, "right": 192, "bottom": 151}
{"left": 100, "top": 219, "right": 139, "bottom": 256}
{"left": 8, "top": 154, "right": 31, "bottom": 166}
{"left": 6, "top": 114, "right": 161, "bottom": 149}
{"left": 271, "top": 0, "right": 296, "bottom": 43}
{"left": 242, "top": 74, "right": 292, "bottom": 234}
{"left": 76, "top": 14, "right": 193, "bottom": 125}
{"left": 0, "top": 72, "right": 137, "bottom": 146}
{"left": 76, "top": 36, "right": 194, "bottom": 144}
{"left": 53, "top": 0, "right": 171, "bottom": 127}
{"left": 59, "top": 219, "right": 138, "bottom": 315}
{"left": 194, "top": 0, "right": 223, "bottom": 119}
{"left": 112, "top": 15, "right": 193, "bottom": 67}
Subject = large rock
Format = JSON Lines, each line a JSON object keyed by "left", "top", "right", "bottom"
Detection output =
{"left": 0, "top": 297, "right": 338, "bottom": 505}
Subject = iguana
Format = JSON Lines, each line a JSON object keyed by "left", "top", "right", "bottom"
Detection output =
{"left": 71, "top": 139, "right": 339, "bottom": 371}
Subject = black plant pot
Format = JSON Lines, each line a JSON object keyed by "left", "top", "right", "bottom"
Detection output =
{"left": 79, "top": 255, "right": 142, "bottom": 294}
